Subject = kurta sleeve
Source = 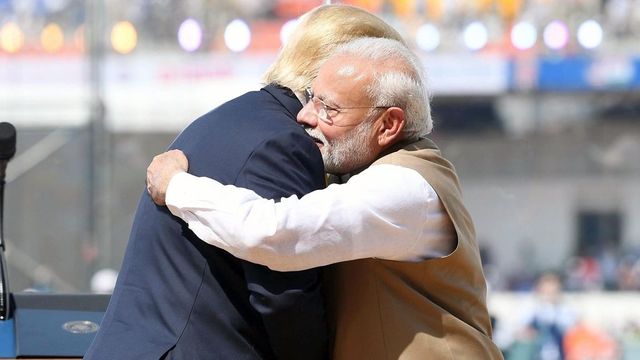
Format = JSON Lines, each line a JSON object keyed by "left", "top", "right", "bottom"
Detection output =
{"left": 167, "top": 163, "right": 455, "bottom": 272}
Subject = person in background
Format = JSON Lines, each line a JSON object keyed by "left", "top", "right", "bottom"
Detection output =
{"left": 146, "top": 37, "right": 503, "bottom": 359}
{"left": 512, "top": 272, "right": 577, "bottom": 360}
{"left": 85, "top": 5, "right": 405, "bottom": 360}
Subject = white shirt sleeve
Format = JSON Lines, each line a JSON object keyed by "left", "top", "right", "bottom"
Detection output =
{"left": 166, "top": 164, "right": 456, "bottom": 271}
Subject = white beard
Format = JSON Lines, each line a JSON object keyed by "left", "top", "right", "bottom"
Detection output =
{"left": 306, "top": 118, "right": 375, "bottom": 174}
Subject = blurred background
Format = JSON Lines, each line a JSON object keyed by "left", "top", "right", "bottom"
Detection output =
{"left": 1, "top": 0, "right": 639, "bottom": 358}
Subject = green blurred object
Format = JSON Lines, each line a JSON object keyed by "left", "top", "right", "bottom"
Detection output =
{"left": 623, "top": 338, "right": 640, "bottom": 360}
{"left": 505, "top": 340, "right": 538, "bottom": 360}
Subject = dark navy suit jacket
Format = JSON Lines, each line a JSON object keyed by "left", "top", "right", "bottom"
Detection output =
{"left": 85, "top": 85, "right": 328, "bottom": 359}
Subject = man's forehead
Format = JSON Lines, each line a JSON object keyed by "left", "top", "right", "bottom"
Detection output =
{"left": 318, "top": 56, "right": 370, "bottom": 84}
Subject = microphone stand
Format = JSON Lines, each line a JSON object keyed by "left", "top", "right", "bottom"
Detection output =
{"left": 0, "top": 177, "right": 9, "bottom": 320}
{"left": 0, "top": 121, "right": 16, "bottom": 321}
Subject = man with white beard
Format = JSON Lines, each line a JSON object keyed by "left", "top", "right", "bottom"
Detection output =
{"left": 146, "top": 37, "right": 504, "bottom": 360}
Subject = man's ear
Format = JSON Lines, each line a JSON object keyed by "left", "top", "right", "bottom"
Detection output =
{"left": 377, "top": 107, "right": 405, "bottom": 147}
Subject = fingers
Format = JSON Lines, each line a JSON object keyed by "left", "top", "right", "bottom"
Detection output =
{"left": 146, "top": 167, "right": 166, "bottom": 206}
{"left": 146, "top": 155, "right": 166, "bottom": 206}
{"left": 145, "top": 149, "right": 189, "bottom": 206}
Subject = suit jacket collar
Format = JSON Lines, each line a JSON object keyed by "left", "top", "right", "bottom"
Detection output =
{"left": 262, "top": 84, "right": 303, "bottom": 120}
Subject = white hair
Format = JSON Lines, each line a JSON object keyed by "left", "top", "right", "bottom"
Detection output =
{"left": 331, "top": 37, "right": 432, "bottom": 138}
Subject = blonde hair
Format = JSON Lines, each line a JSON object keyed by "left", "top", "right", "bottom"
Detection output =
{"left": 262, "top": 4, "right": 405, "bottom": 97}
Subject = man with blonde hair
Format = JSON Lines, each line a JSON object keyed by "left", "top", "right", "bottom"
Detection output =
{"left": 85, "top": 5, "right": 403, "bottom": 360}
{"left": 147, "top": 37, "right": 504, "bottom": 359}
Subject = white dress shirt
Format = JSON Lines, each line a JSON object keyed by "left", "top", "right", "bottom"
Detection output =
{"left": 166, "top": 164, "right": 456, "bottom": 271}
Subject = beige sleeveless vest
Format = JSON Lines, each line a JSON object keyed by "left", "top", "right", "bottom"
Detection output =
{"left": 325, "top": 139, "right": 503, "bottom": 360}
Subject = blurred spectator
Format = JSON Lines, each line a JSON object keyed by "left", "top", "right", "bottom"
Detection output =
{"left": 563, "top": 320, "right": 618, "bottom": 360}
{"left": 598, "top": 245, "right": 620, "bottom": 290}
{"left": 509, "top": 272, "right": 577, "bottom": 360}
{"left": 617, "top": 254, "right": 640, "bottom": 290}
{"left": 506, "top": 271, "right": 536, "bottom": 292}
{"left": 565, "top": 256, "right": 603, "bottom": 291}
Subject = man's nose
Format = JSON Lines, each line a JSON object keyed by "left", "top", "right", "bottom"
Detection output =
{"left": 297, "top": 101, "right": 318, "bottom": 127}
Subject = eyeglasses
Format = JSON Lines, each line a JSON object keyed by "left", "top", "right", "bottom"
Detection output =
{"left": 304, "top": 87, "right": 390, "bottom": 126}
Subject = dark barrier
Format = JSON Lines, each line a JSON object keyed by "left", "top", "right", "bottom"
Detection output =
{"left": 0, "top": 293, "right": 110, "bottom": 358}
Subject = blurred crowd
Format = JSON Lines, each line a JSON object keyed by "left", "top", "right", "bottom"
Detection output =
{"left": 564, "top": 251, "right": 640, "bottom": 292}
{"left": 494, "top": 271, "right": 640, "bottom": 360}
{"left": 483, "top": 246, "right": 640, "bottom": 292}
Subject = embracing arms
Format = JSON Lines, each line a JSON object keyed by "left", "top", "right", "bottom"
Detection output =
{"left": 147, "top": 150, "right": 456, "bottom": 271}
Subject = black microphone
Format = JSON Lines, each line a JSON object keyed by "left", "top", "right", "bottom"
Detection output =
{"left": 0, "top": 122, "right": 16, "bottom": 182}
{"left": 0, "top": 122, "right": 16, "bottom": 321}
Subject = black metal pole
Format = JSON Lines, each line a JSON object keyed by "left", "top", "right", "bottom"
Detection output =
{"left": 0, "top": 178, "right": 8, "bottom": 320}
{"left": 0, "top": 122, "right": 16, "bottom": 320}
